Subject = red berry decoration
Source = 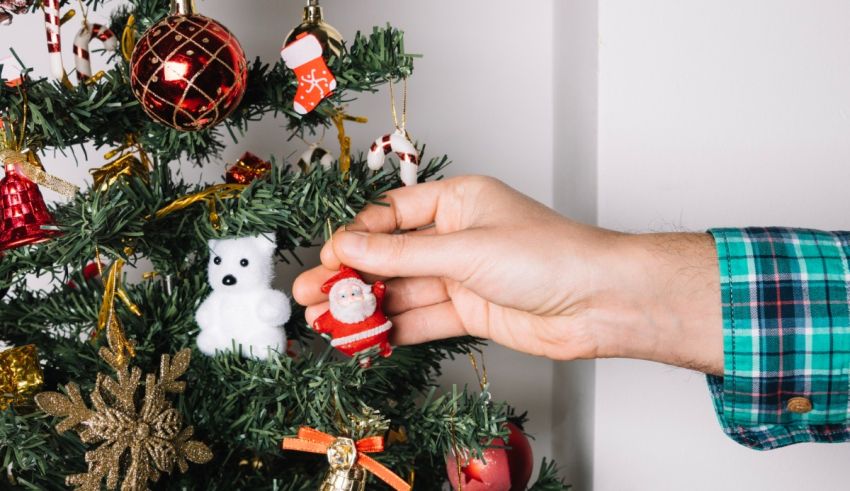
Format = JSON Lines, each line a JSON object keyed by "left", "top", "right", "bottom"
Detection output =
{"left": 129, "top": 0, "right": 248, "bottom": 131}
{"left": 446, "top": 423, "right": 534, "bottom": 491}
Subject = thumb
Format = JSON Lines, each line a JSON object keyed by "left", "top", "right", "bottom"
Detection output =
{"left": 331, "top": 230, "right": 474, "bottom": 280}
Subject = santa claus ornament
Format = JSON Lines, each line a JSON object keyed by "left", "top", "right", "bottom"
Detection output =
{"left": 313, "top": 265, "right": 393, "bottom": 367}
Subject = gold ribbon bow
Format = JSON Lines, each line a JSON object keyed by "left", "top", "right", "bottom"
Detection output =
{"left": 0, "top": 149, "right": 79, "bottom": 197}
{"left": 282, "top": 427, "right": 411, "bottom": 491}
{"left": 153, "top": 183, "right": 247, "bottom": 230}
{"left": 0, "top": 345, "right": 44, "bottom": 410}
{"left": 96, "top": 259, "right": 140, "bottom": 368}
{"left": 332, "top": 110, "right": 368, "bottom": 177}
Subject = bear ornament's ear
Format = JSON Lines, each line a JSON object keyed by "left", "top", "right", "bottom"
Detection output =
{"left": 208, "top": 239, "right": 222, "bottom": 257}
{"left": 255, "top": 233, "right": 277, "bottom": 256}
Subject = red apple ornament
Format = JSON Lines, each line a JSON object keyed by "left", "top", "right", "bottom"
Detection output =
{"left": 446, "top": 422, "right": 533, "bottom": 491}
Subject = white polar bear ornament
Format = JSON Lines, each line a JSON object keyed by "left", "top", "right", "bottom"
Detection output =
{"left": 195, "top": 234, "right": 290, "bottom": 360}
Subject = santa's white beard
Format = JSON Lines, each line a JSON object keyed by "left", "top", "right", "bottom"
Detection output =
{"left": 331, "top": 293, "right": 377, "bottom": 324}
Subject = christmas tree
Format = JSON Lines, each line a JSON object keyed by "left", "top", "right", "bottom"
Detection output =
{"left": 0, "top": 0, "right": 571, "bottom": 489}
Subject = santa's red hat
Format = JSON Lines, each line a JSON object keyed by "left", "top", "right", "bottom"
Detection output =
{"left": 321, "top": 265, "right": 364, "bottom": 294}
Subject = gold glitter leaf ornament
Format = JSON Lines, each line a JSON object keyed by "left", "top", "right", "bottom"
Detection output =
{"left": 34, "top": 348, "right": 212, "bottom": 491}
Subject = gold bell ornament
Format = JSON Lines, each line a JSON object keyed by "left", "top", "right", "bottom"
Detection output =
{"left": 282, "top": 426, "right": 410, "bottom": 491}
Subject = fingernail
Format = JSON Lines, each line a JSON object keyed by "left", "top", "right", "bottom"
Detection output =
{"left": 340, "top": 231, "right": 368, "bottom": 258}
{"left": 344, "top": 222, "right": 369, "bottom": 233}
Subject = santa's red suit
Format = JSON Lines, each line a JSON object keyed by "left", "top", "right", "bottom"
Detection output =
{"left": 313, "top": 266, "right": 393, "bottom": 362}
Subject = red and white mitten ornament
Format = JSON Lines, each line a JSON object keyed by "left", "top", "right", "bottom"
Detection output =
{"left": 313, "top": 266, "right": 393, "bottom": 366}
{"left": 367, "top": 128, "right": 419, "bottom": 186}
{"left": 281, "top": 33, "right": 336, "bottom": 115}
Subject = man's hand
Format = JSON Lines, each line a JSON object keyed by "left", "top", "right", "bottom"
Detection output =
{"left": 293, "top": 176, "right": 723, "bottom": 374}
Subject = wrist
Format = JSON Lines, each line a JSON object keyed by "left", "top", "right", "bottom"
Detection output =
{"left": 591, "top": 232, "right": 723, "bottom": 374}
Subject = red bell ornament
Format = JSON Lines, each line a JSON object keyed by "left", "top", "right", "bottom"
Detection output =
{"left": 129, "top": 0, "right": 248, "bottom": 131}
{"left": 0, "top": 160, "right": 59, "bottom": 251}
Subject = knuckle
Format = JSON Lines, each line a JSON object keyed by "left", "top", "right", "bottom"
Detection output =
{"left": 387, "top": 233, "right": 411, "bottom": 261}
{"left": 456, "top": 175, "right": 503, "bottom": 193}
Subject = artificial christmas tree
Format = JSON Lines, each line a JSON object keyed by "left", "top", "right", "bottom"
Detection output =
{"left": 0, "top": 1, "right": 571, "bottom": 489}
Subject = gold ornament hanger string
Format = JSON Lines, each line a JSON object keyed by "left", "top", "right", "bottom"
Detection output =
{"left": 468, "top": 352, "right": 489, "bottom": 396}
{"left": 388, "top": 77, "right": 409, "bottom": 135}
{"left": 76, "top": 0, "right": 88, "bottom": 25}
{"left": 16, "top": 90, "right": 26, "bottom": 151}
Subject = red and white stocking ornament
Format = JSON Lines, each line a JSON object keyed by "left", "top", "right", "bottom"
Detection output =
{"left": 280, "top": 33, "right": 336, "bottom": 115}
{"left": 312, "top": 265, "right": 393, "bottom": 367}
{"left": 73, "top": 22, "right": 117, "bottom": 81}
{"left": 367, "top": 128, "right": 419, "bottom": 186}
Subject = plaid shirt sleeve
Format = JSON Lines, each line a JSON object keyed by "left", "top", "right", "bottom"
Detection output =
{"left": 706, "top": 227, "right": 850, "bottom": 450}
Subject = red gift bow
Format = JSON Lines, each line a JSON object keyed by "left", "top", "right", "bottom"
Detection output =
{"left": 282, "top": 427, "right": 410, "bottom": 491}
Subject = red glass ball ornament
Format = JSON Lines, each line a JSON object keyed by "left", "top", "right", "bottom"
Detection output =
{"left": 446, "top": 423, "right": 534, "bottom": 491}
{"left": 0, "top": 162, "right": 60, "bottom": 251}
{"left": 505, "top": 422, "right": 534, "bottom": 491}
{"left": 130, "top": 9, "right": 248, "bottom": 131}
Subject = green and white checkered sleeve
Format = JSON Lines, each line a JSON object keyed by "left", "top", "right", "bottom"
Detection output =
{"left": 706, "top": 227, "right": 850, "bottom": 450}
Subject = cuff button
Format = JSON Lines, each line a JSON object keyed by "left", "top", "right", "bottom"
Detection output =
{"left": 787, "top": 397, "right": 813, "bottom": 414}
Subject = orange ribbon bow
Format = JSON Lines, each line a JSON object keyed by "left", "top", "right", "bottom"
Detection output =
{"left": 282, "top": 427, "right": 410, "bottom": 491}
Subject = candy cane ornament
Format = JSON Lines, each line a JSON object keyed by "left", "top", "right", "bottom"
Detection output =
{"left": 73, "top": 22, "right": 117, "bottom": 81}
{"left": 42, "top": 0, "right": 64, "bottom": 79}
{"left": 367, "top": 128, "right": 419, "bottom": 187}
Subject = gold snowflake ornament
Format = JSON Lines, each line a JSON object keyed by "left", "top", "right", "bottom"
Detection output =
{"left": 34, "top": 347, "right": 213, "bottom": 491}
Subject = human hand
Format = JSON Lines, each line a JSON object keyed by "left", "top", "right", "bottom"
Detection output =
{"left": 293, "top": 176, "right": 722, "bottom": 373}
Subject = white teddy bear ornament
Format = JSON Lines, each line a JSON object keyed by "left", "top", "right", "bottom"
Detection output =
{"left": 196, "top": 234, "right": 290, "bottom": 360}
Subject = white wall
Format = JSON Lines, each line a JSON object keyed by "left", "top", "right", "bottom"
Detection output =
{"left": 552, "top": 1, "right": 599, "bottom": 490}
{"left": 2, "top": 0, "right": 559, "bottom": 479}
{"left": 595, "top": 1, "right": 850, "bottom": 489}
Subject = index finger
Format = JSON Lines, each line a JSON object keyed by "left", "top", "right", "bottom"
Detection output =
{"left": 350, "top": 178, "right": 453, "bottom": 234}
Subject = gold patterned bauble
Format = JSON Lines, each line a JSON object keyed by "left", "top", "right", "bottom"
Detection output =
{"left": 129, "top": 0, "right": 248, "bottom": 131}
{"left": 34, "top": 347, "right": 213, "bottom": 490}
{"left": 284, "top": 0, "right": 344, "bottom": 59}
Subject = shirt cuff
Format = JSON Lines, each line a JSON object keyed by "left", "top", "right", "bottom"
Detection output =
{"left": 707, "top": 227, "right": 850, "bottom": 450}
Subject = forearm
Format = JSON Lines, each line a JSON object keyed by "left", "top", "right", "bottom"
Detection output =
{"left": 591, "top": 231, "right": 723, "bottom": 375}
